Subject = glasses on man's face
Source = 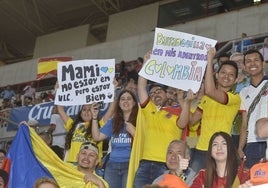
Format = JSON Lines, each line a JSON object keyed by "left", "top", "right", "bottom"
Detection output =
{"left": 149, "top": 88, "right": 163, "bottom": 97}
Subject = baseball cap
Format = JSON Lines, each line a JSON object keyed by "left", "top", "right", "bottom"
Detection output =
{"left": 250, "top": 162, "right": 268, "bottom": 185}
{"left": 156, "top": 174, "right": 188, "bottom": 188}
{"left": 80, "top": 142, "right": 98, "bottom": 155}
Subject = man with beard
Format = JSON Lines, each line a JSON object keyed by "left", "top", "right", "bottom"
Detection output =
{"left": 129, "top": 51, "right": 185, "bottom": 188}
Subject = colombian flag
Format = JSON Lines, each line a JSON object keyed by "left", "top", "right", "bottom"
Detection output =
{"left": 126, "top": 108, "right": 145, "bottom": 188}
{"left": 4, "top": 124, "right": 108, "bottom": 188}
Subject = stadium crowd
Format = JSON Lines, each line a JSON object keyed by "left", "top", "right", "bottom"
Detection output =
{"left": 1, "top": 37, "right": 268, "bottom": 187}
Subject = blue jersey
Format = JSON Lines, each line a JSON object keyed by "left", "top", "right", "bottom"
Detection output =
{"left": 100, "top": 119, "right": 132, "bottom": 162}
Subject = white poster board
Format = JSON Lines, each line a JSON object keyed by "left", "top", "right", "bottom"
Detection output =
{"left": 139, "top": 28, "right": 217, "bottom": 93}
{"left": 55, "top": 59, "right": 115, "bottom": 106}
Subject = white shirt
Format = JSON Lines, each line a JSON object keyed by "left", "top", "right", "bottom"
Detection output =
{"left": 240, "top": 80, "right": 268, "bottom": 143}
{"left": 50, "top": 114, "right": 66, "bottom": 148}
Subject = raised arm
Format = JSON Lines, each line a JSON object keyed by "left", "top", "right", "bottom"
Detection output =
{"left": 138, "top": 51, "right": 151, "bottom": 104}
{"left": 177, "top": 90, "right": 203, "bottom": 130}
{"left": 54, "top": 81, "right": 70, "bottom": 124}
{"left": 205, "top": 47, "right": 227, "bottom": 103}
{"left": 176, "top": 89, "right": 184, "bottom": 106}
{"left": 177, "top": 89, "right": 198, "bottom": 128}
{"left": 101, "top": 78, "right": 118, "bottom": 124}
{"left": 57, "top": 105, "right": 69, "bottom": 124}
{"left": 91, "top": 103, "right": 107, "bottom": 141}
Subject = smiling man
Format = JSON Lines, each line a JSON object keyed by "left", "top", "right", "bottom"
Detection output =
{"left": 76, "top": 142, "right": 108, "bottom": 188}
{"left": 238, "top": 49, "right": 268, "bottom": 169}
{"left": 153, "top": 140, "right": 195, "bottom": 187}
{"left": 131, "top": 51, "right": 185, "bottom": 188}
{"left": 179, "top": 48, "right": 241, "bottom": 176}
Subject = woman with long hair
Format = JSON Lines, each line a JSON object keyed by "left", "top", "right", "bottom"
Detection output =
{"left": 57, "top": 104, "right": 103, "bottom": 163}
{"left": 56, "top": 80, "right": 117, "bottom": 164}
{"left": 190, "top": 132, "right": 249, "bottom": 188}
{"left": 91, "top": 89, "right": 138, "bottom": 188}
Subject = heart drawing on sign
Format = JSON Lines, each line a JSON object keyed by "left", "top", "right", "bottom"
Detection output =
{"left": 101, "top": 67, "right": 108, "bottom": 73}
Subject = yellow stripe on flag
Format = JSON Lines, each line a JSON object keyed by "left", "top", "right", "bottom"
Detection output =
{"left": 37, "top": 60, "right": 59, "bottom": 75}
{"left": 126, "top": 108, "right": 145, "bottom": 188}
{"left": 29, "top": 127, "right": 109, "bottom": 188}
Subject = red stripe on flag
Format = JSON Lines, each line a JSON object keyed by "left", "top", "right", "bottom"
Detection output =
{"left": 38, "top": 57, "right": 72, "bottom": 63}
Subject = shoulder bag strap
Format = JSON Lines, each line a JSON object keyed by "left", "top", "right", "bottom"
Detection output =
{"left": 246, "top": 81, "right": 268, "bottom": 125}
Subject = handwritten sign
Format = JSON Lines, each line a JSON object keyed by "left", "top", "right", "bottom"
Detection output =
{"left": 139, "top": 28, "right": 217, "bottom": 93}
{"left": 55, "top": 59, "right": 115, "bottom": 106}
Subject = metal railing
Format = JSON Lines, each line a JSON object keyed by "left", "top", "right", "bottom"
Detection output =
{"left": 216, "top": 32, "right": 268, "bottom": 57}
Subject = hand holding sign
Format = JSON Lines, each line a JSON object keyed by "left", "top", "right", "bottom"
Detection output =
{"left": 91, "top": 103, "right": 100, "bottom": 120}
{"left": 207, "top": 47, "right": 216, "bottom": 65}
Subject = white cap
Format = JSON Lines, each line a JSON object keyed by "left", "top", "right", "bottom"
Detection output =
{"left": 80, "top": 142, "right": 99, "bottom": 155}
